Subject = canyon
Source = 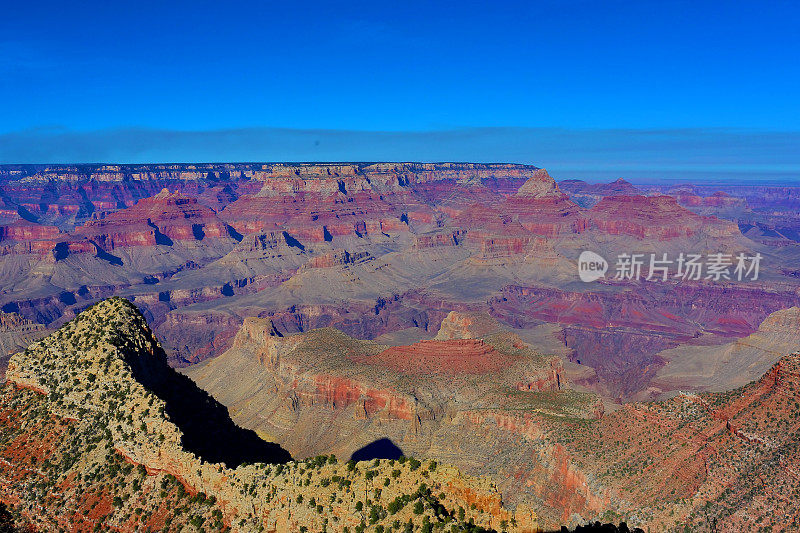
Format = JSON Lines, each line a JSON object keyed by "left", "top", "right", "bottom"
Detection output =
{"left": 3, "top": 162, "right": 800, "bottom": 529}
{"left": 184, "top": 307, "right": 800, "bottom": 530}
{"left": 2, "top": 162, "right": 797, "bottom": 398}
{"left": 3, "top": 298, "right": 798, "bottom": 531}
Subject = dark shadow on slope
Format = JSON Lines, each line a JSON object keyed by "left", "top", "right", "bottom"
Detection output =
{"left": 52, "top": 242, "right": 69, "bottom": 261}
{"left": 282, "top": 231, "right": 305, "bottom": 251}
{"left": 16, "top": 205, "right": 38, "bottom": 223}
{"left": 0, "top": 502, "right": 22, "bottom": 532}
{"left": 147, "top": 219, "right": 173, "bottom": 246}
{"left": 1, "top": 302, "right": 19, "bottom": 314}
{"left": 226, "top": 224, "right": 243, "bottom": 242}
{"left": 77, "top": 188, "right": 96, "bottom": 218}
{"left": 90, "top": 242, "right": 124, "bottom": 266}
{"left": 120, "top": 340, "right": 292, "bottom": 467}
{"left": 350, "top": 438, "right": 404, "bottom": 462}
{"left": 191, "top": 223, "right": 205, "bottom": 240}
{"left": 58, "top": 291, "right": 77, "bottom": 306}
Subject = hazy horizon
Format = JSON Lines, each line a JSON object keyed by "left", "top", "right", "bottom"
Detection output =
{"left": 2, "top": 126, "right": 798, "bottom": 184}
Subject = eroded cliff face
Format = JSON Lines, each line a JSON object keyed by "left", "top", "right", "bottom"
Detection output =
{"left": 0, "top": 298, "right": 535, "bottom": 532}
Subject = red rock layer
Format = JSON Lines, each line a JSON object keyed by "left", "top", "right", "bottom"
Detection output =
{"left": 358, "top": 339, "right": 514, "bottom": 375}
{"left": 311, "top": 375, "right": 415, "bottom": 419}
{"left": 0, "top": 221, "right": 62, "bottom": 256}
{"left": 588, "top": 194, "right": 735, "bottom": 239}
{"left": 0, "top": 220, "right": 59, "bottom": 242}
{"left": 70, "top": 189, "right": 235, "bottom": 250}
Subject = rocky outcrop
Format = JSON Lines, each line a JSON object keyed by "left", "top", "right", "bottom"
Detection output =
{"left": 184, "top": 316, "right": 581, "bottom": 524}
{"left": 302, "top": 250, "right": 373, "bottom": 270}
{"left": 435, "top": 311, "right": 503, "bottom": 340}
{"left": 458, "top": 171, "right": 591, "bottom": 238}
{"left": 413, "top": 229, "right": 466, "bottom": 248}
{"left": 189, "top": 308, "right": 800, "bottom": 531}
{"left": 515, "top": 169, "right": 563, "bottom": 198}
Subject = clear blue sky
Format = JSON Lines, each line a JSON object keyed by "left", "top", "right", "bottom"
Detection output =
{"left": 1, "top": 0, "right": 798, "bottom": 178}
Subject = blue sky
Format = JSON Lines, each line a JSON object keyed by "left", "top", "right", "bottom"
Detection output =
{"left": 1, "top": 0, "right": 798, "bottom": 179}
